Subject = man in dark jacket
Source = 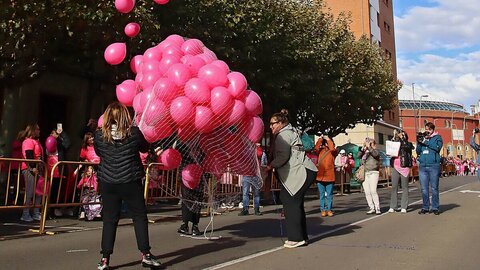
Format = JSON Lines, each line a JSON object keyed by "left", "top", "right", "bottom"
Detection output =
{"left": 469, "top": 128, "right": 480, "bottom": 177}
{"left": 416, "top": 122, "right": 443, "bottom": 215}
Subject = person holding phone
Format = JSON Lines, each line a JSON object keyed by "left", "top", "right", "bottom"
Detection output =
{"left": 470, "top": 128, "right": 480, "bottom": 177}
{"left": 357, "top": 138, "right": 381, "bottom": 215}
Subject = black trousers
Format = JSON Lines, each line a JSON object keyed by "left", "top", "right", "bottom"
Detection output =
{"left": 280, "top": 168, "right": 316, "bottom": 242}
{"left": 100, "top": 181, "right": 150, "bottom": 256}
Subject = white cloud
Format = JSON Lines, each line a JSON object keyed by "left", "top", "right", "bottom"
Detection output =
{"left": 398, "top": 51, "right": 480, "bottom": 107}
{"left": 395, "top": 0, "right": 480, "bottom": 52}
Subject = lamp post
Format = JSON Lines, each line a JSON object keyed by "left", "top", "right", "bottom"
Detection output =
{"left": 462, "top": 115, "right": 470, "bottom": 157}
{"left": 419, "top": 94, "right": 429, "bottom": 128}
{"left": 451, "top": 123, "right": 458, "bottom": 157}
{"left": 412, "top": 83, "right": 416, "bottom": 134}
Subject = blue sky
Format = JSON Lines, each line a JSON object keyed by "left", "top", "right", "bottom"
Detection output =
{"left": 394, "top": 0, "right": 480, "bottom": 110}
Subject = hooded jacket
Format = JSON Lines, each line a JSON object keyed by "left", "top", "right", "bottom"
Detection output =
{"left": 270, "top": 124, "right": 318, "bottom": 196}
{"left": 416, "top": 133, "right": 443, "bottom": 166}
{"left": 94, "top": 126, "right": 148, "bottom": 184}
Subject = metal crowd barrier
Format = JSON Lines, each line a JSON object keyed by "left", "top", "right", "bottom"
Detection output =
{"left": 0, "top": 157, "right": 48, "bottom": 234}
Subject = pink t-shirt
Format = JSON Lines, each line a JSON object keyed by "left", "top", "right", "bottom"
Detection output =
{"left": 21, "top": 138, "right": 44, "bottom": 170}
{"left": 79, "top": 146, "right": 100, "bottom": 163}
{"left": 393, "top": 157, "right": 411, "bottom": 178}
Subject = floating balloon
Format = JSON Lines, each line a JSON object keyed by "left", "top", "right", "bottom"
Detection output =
{"left": 158, "top": 55, "right": 181, "bottom": 76}
{"left": 182, "top": 164, "right": 203, "bottom": 189}
{"left": 115, "top": 0, "right": 135, "bottom": 13}
{"left": 247, "top": 116, "right": 264, "bottom": 143}
{"left": 154, "top": 0, "right": 170, "bottom": 4}
{"left": 211, "top": 60, "right": 230, "bottom": 75}
{"left": 226, "top": 100, "right": 247, "bottom": 126}
{"left": 159, "top": 148, "right": 182, "bottom": 170}
{"left": 244, "top": 90, "right": 263, "bottom": 116}
{"left": 143, "top": 99, "right": 168, "bottom": 126}
{"left": 124, "top": 22, "right": 140, "bottom": 38}
{"left": 116, "top": 80, "right": 138, "bottom": 107}
{"left": 184, "top": 55, "right": 206, "bottom": 77}
{"left": 166, "top": 63, "right": 192, "bottom": 88}
{"left": 227, "top": 72, "right": 247, "bottom": 99}
{"left": 104, "top": 43, "right": 126, "bottom": 65}
{"left": 140, "top": 123, "right": 174, "bottom": 143}
{"left": 130, "top": 55, "right": 143, "bottom": 74}
{"left": 98, "top": 114, "right": 104, "bottom": 128}
{"left": 184, "top": 78, "right": 210, "bottom": 104}
{"left": 45, "top": 136, "right": 57, "bottom": 153}
{"left": 195, "top": 106, "right": 215, "bottom": 134}
{"left": 198, "top": 64, "right": 228, "bottom": 88}
{"left": 143, "top": 47, "right": 163, "bottom": 62}
{"left": 152, "top": 77, "right": 179, "bottom": 103}
{"left": 181, "top": 39, "right": 204, "bottom": 55}
{"left": 210, "top": 86, "right": 234, "bottom": 116}
{"left": 170, "top": 96, "right": 194, "bottom": 126}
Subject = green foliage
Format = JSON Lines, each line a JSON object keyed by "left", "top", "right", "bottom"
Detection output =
{"left": 1, "top": 0, "right": 400, "bottom": 136}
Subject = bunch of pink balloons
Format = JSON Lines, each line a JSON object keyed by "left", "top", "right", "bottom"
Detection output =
{"left": 115, "top": 34, "right": 264, "bottom": 184}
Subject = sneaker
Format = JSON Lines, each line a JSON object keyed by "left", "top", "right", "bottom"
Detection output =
{"left": 238, "top": 202, "right": 243, "bottom": 209}
{"left": 177, "top": 223, "right": 189, "bottom": 235}
{"left": 418, "top": 209, "right": 429, "bottom": 215}
{"left": 79, "top": 211, "right": 85, "bottom": 220}
{"left": 97, "top": 257, "right": 109, "bottom": 270}
{"left": 375, "top": 210, "right": 381, "bottom": 215}
{"left": 54, "top": 209, "right": 63, "bottom": 217}
{"left": 327, "top": 210, "right": 334, "bottom": 217}
{"left": 283, "top": 240, "right": 306, "bottom": 248}
{"left": 238, "top": 209, "right": 249, "bottom": 216}
{"left": 321, "top": 210, "right": 326, "bottom": 217}
{"left": 432, "top": 209, "right": 440, "bottom": 215}
{"left": 191, "top": 225, "right": 201, "bottom": 236}
{"left": 20, "top": 212, "right": 33, "bottom": 222}
{"left": 400, "top": 209, "right": 407, "bottom": 214}
{"left": 366, "top": 209, "right": 375, "bottom": 215}
{"left": 32, "top": 212, "right": 41, "bottom": 221}
{"left": 142, "top": 253, "right": 161, "bottom": 268}
{"left": 254, "top": 208, "right": 263, "bottom": 216}
{"left": 388, "top": 208, "right": 395, "bottom": 213}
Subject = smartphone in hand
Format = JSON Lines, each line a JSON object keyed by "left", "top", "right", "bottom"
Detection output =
{"left": 57, "top": 123, "right": 63, "bottom": 134}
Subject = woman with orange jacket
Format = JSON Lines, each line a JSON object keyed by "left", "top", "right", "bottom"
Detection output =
{"left": 314, "top": 136, "right": 336, "bottom": 217}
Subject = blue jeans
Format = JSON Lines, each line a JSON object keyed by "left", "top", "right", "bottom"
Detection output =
{"left": 242, "top": 176, "right": 261, "bottom": 210}
{"left": 419, "top": 164, "right": 440, "bottom": 211}
{"left": 317, "top": 182, "right": 334, "bottom": 211}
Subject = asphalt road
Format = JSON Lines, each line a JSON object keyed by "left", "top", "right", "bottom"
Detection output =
{"left": 1, "top": 175, "right": 478, "bottom": 270}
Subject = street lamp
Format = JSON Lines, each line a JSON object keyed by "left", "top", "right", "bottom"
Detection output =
{"left": 419, "top": 94, "right": 429, "bottom": 128}
{"left": 412, "top": 83, "right": 417, "bottom": 134}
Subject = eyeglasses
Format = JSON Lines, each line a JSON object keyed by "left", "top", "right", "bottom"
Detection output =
{"left": 269, "top": 121, "right": 279, "bottom": 126}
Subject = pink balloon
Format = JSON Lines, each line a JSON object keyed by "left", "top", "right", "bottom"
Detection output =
{"left": 98, "top": 114, "right": 104, "bottom": 128}
{"left": 244, "top": 90, "right": 263, "bottom": 116}
{"left": 181, "top": 39, "right": 205, "bottom": 55}
{"left": 195, "top": 106, "right": 215, "bottom": 134}
{"left": 247, "top": 116, "right": 264, "bottom": 143}
{"left": 116, "top": 80, "right": 139, "bottom": 107}
{"left": 124, "top": 22, "right": 140, "bottom": 38}
{"left": 141, "top": 72, "right": 161, "bottom": 89}
{"left": 198, "top": 64, "right": 229, "bottom": 88}
{"left": 164, "top": 34, "right": 185, "bottom": 46}
{"left": 182, "top": 164, "right": 203, "bottom": 189}
{"left": 45, "top": 136, "right": 57, "bottom": 153}
{"left": 238, "top": 115, "right": 253, "bottom": 135}
{"left": 177, "top": 124, "right": 199, "bottom": 142}
{"left": 184, "top": 55, "right": 206, "bottom": 77}
{"left": 143, "top": 47, "right": 163, "bottom": 62}
{"left": 139, "top": 88, "right": 154, "bottom": 111}
{"left": 226, "top": 100, "right": 247, "bottom": 126}
{"left": 158, "top": 55, "right": 181, "bottom": 76}
{"left": 140, "top": 123, "right": 174, "bottom": 143}
{"left": 154, "top": 0, "right": 170, "bottom": 4}
{"left": 166, "top": 63, "right": 192, "bottom": 88}
{"left": 170, "top": 96, "right": 194, "bottom": 126}
{"left": 141, "top": 60, "right": 160, "bottom": 74}
{"left": 184, "top": 78, "right": 211, "bottom": 104}
{"left": 162, "top": 44, "right": 183, "bottom": 59}
{"left": 115, "top": 0, "right": 135, "bottom": 13}
{"left": 201, "top": 48, "right": 218, "bottom": 63}
{"left": 159, "top": 148, "right": 182, "bottom": 170}
{"left": 130, "top": 55, "right": 143, "bottom": 74}
{"left": 143, "top": 99, "right": 168, "bottom": 126}
{"left": 227, "top": 72, "right": 247, "bottom": 99}
{"left": 153, "top": 78, "right": 179, "bottom": 103}
{"left": 211, "top": 86, "right": 234, "bottom": 116}
{"left": 211, "top": 60, "right": 230, "bottom": 75}
{"left": 202, "top": 150, "right": 228, "bottom": 176}
{"left": 132, "top": 92, "right": 144, "bottom": 113}
{"left": 104, "top": 43, "right": 126, "bottom": 65}
{"left": 134, "top": 72, "right": 144, "bottom": 87}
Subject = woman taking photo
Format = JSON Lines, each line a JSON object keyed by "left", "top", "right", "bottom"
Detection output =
{"left": 267, "top": 109, "right": 318, "bottom": 248}
{"left": 357, "top": 138, "right": 381, "bottom": 215}
{"left": 388, "top": 130, "right": 414, "bottom": 213}
{"left": 94, "top": 102, "right": 160, "bottom": 269}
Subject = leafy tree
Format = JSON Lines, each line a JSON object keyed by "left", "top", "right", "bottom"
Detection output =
{"left": 1, "top": 0, "right": 400, "bottom": 137}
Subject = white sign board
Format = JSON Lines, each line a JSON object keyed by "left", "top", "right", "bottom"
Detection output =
{"left": 452, "top": 129, "right": 464, "bottom": 141}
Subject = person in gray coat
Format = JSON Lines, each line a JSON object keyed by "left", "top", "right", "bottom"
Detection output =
{"left": 267, "top": 109, "right": 318, "bottom": 248}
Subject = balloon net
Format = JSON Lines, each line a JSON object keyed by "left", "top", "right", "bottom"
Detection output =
{"left": 121, "top": 35, "right": 266, "bottom": 212}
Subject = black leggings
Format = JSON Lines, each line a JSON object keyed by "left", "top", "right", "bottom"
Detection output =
{"left": 99, "top": 181, "right": 150, "bottom": 256}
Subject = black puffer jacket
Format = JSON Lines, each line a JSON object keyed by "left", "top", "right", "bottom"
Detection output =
{"left": 94, "top": 126, "right": 148, "bottom": 184}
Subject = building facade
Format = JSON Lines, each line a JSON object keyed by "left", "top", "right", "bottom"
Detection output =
{"left": 399, "top": 99, "right": 480, "bottom": 160}
{"left": 323, "top": 0, "right": 400, "bottom": 149}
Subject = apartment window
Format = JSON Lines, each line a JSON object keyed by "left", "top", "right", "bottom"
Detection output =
{"left": 445, "top": 120, "right": 450, "bottom": 128}
{"left": 385, "top": 49, "right": 392, "bottom": 59}
{"left": 378, "top": 133, "right": 385, "bottom": 145}
{"left": 384, "top": 21, "right": 391, "bottom": 32}
{"left": 399, "top": 119, "right": 403, "bottom": 128}
{"left": 384, "top": 0, "right": 389, "bottom": 7}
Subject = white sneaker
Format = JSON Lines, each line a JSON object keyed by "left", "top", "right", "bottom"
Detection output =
{"left": 238, "top": 202, "right": 243, "bottom": 209}
{"left": 376, "top": 210, "right": 381, "bottom": 215}
{"left": 388, "top": 208, "right": 395, "bottom": 213}
{"left": 79, "top": 212, "right": 85, "bottom": 219}
{"left": 366, "top": 209, "right": 375, "bottom": 214}
{"left": 400, "top": 209, "right": 407, "bottom": 213}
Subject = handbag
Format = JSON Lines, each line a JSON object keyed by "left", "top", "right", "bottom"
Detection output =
{"left": 354, "top": 165, "right": 365, "bottom": 183}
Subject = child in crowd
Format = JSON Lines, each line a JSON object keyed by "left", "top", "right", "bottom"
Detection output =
{"left": 76, "top": 165, "right": 102, "bottom": 220}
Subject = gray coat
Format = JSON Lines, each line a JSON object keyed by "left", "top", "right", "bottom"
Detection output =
{"left": 357, "top": 147, "right": 380, "bottom": 172}
{"left": 270, "top": 124, "right": 318, "bottom": 196}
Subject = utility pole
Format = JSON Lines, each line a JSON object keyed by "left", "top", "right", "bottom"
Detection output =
{"left": 412, "top": 83, "right": 416, "bottom": 135}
